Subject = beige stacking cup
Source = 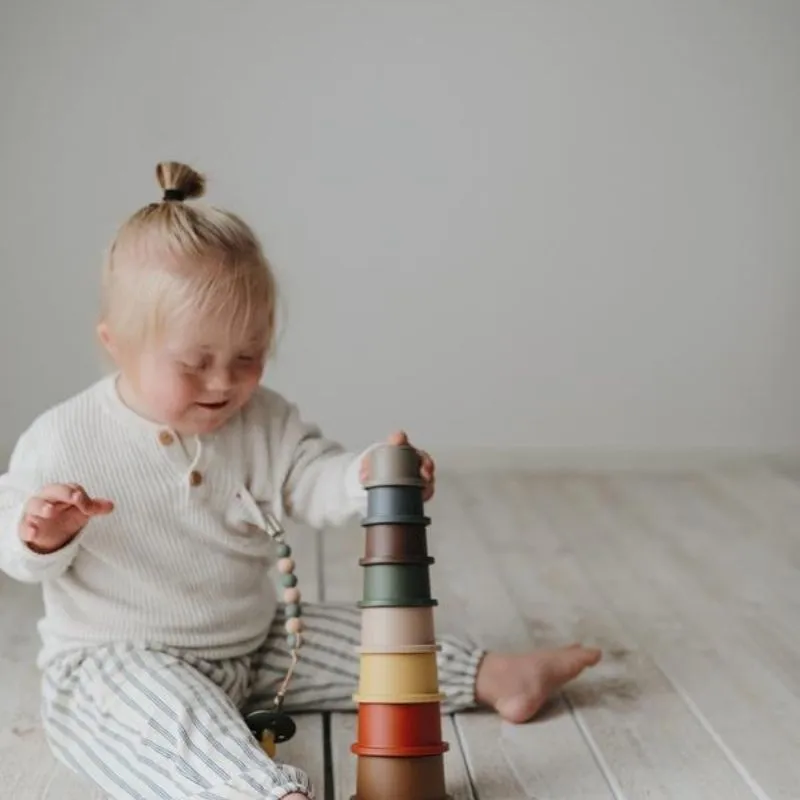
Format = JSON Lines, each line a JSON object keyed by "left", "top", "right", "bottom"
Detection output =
{"left": 360, "top": 606, "right": 436, "bottom": 653}
{"left": 354, "top": 651, "right": 442, "bottom": 703}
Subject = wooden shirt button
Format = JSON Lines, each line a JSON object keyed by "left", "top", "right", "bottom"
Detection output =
{"left": 189, "top": 470, "right": 203, "bottom": 487}
{"left": 158, "top": 430, "right": 174, "bottom": 446}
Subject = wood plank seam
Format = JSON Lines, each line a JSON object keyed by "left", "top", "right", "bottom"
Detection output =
{"left": 647, "top": 664, "right": 772, "bottom": 800}
{"left": 561, "top": 692, "right": 631, "bottom": 800}
{"left": 450, "top": 717, "right": 480, "bottom": 800}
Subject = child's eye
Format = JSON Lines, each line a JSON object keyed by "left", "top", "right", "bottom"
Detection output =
{"left": 181, "top": 357, "right": 209, "bottom": 371}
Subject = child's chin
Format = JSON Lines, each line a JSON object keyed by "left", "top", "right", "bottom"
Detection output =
{"left": 182, "top": 411, "right": 235, "bottom": 435}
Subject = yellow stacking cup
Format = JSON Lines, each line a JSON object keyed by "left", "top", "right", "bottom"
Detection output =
{"left": 354, "top": 651, "right": 442, "bottom": 703}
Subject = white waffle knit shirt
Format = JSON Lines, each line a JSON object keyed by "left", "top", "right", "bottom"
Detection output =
{"left": 0, "top": 375, "right": 368, "bottom": 668}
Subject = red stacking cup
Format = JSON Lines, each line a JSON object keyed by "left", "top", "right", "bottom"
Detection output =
{"left": 351, "top": 701, "right": 448, "bottom": 758}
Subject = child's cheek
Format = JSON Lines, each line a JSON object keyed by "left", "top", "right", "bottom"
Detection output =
{"left": 235, "top": 363, "right": 264, "bottom": 400}
{"left": 150, "top": 373, "right": 198, "bottom": 422}
{"left": 172, "top": 376, "right": 202, "bottom": 415}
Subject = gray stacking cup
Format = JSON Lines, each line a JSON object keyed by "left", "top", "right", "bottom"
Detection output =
{"left": 363, "top": 444, "right": 425, "bottom": 489}
{"left": 363, "top": 486, "right": 426, "bottom": 526}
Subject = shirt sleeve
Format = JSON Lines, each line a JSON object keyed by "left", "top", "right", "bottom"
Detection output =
{"left": 266, "top": 393, "right": 373, "bottom": 531}
{"left": 0, "top": 423, "right": 81, "bottom": 583}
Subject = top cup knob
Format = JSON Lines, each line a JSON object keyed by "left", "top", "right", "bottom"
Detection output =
{"left": 363, "top": 444, "right": 426, "bottom": 489}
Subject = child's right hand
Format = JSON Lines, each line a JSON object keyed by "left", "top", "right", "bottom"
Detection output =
{"left": 19, "top": 484, "right": 114, "bottom": 554}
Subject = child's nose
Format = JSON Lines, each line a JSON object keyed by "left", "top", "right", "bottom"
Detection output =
{"left": 206, "top": 368, "right": 233, "bottom": 391}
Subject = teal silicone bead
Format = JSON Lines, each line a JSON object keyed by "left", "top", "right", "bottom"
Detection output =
{"left": 280, "top": 573, "right": 298, "bottom": 588}
{"left": 285, "top": 603, "right": 301, "bottom": 618}
{"left": 276, "top": 543, "right": 291, "bottom": 558}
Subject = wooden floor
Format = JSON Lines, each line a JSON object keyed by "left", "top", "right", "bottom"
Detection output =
{"left": 2, "top": 463, "right": 799, "bottom": 799}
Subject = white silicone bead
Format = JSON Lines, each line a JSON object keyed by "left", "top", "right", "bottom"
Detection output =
{"left": 285, "top": 617, "right": 303, "bottom": 635}
{"left": 277, "top": 557, "right": 295, "bottom": 574}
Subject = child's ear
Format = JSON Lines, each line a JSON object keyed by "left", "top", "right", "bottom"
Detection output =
{"left": 96, "top": 321, "right": 118, "bottom": 358}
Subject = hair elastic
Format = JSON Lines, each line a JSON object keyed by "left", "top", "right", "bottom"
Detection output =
{"left": 163, "top": 189, "right": 185, "bottom": 201}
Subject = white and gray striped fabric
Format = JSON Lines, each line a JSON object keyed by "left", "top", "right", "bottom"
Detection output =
{"left": 41, "top": 603, "right": 484, "bottom": 799}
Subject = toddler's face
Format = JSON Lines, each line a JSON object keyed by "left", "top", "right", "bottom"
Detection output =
{"left": 112, "top": 318, "right": 268, "bottom": 435}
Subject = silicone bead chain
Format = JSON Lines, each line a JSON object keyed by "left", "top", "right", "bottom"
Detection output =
{"left": 264, "top": 510, "right": 304, "bottom": 651}
{"left": 277, "top": 541, "right": 304, "bottom": 647}
{"left": 245, "top": 511, "right": 303, "bottom": 757}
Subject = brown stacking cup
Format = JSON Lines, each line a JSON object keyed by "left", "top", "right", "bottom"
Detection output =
{"left": 360, "top": 524, "right": 432, "bottom": 565}
{"left": 352, "top": 754, "right": 450, "bottom": 800}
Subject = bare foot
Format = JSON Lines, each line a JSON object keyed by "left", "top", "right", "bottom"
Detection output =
{"left": 475, "top": 644, "right": 602, "bottom": 723}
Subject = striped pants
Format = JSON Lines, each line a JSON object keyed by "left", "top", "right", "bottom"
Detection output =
{"left": 41, "top": 603, "right": 484, "bottom": 800}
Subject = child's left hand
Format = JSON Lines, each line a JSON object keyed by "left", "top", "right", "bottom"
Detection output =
{"left": 359, "top": 430, "right": 436, "bottom": 502}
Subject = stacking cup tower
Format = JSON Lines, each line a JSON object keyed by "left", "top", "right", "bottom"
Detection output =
{"left": 351, "top": 444, "right": 450, "bottom": 800}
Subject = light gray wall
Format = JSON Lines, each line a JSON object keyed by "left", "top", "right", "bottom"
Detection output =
{"left": 2, "top": 1, "right": 800, "bottom": 463}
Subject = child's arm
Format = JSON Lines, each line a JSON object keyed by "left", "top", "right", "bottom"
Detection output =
{"left": 0, "top": 426, "right": 112, "bottom": 582}
{"left": 262, "top": 391, "right": 434, "bottom": 531}
{"left": 271, "top": 397, "right": 371, "bottom": 531}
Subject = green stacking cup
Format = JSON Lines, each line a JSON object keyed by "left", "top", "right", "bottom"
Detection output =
{"left": 358, "top": 563, "right": 436, "bottom": 608}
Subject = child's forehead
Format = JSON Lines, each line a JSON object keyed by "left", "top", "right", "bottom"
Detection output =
{"left": 163, "top": 318, "right": 266, "bottom": 354}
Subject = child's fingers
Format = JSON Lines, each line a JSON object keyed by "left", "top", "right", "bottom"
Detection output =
{"left": 29, "top": 485, "right": 113, "bottom": 519}
{"left": 418, "top": 450, "right": 435, "bottom": 478}
{"left": 35, "top": 484, "right": 82, "bottom": 505}
{"left": 70, "top": 487, "right": 114, "bottom": 516}
{"left": 25, "top": 497, "right": 69, "bottom": 521}
{"left": 20, "top": 515, "right": 40, "bottom": 537}
{"left": 386, "top": 430, "right": 409, "bottom": 446}
{"left": 86, "top": 497, "right": 114, "bottom": 515}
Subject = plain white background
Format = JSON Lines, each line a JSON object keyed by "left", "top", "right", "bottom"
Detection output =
{"left": 1, "top": 1, "right": 799, "bottom": 465}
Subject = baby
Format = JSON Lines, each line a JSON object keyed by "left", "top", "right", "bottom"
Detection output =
{"left": 0, "top": 162, "right": 600, "bottom": 799}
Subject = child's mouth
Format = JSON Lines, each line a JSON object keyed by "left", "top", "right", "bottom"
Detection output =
{"left": 196, "top": 401, "right": 229, "bottom": 411}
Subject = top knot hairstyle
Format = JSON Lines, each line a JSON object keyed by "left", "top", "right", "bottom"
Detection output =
{"left": 100, "top": 161, "right": 277, "bottom": 352}
{"left": 157, "top": 161, "right": 206, "bottom": 202}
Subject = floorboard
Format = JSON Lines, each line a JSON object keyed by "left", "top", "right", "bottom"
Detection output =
{"left": 534, "top": 473, "right": 793, "bottom": 799}
{"left": 431, "top": 474, "right": 617, "bottom": 799}
{"left": 445, "top": 472, "right": 757, "bottom": 800}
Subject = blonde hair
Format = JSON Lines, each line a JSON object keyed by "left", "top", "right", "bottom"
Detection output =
{"left": 101, "top": 161, "right": 277, "bottom": 353}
